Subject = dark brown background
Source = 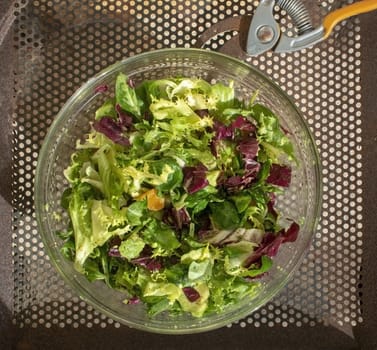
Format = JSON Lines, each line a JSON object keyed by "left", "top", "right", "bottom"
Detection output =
{"left": 0, "top": 1, "right": 376, "bottom": 349}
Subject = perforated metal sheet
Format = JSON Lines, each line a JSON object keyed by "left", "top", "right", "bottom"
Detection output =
{"left": 12, "top": 0, "right": 363, "bottom": 330}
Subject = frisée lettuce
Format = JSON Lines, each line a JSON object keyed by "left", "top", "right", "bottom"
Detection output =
{"left": 58, "top": 73, "right": 300, "bottom": 317}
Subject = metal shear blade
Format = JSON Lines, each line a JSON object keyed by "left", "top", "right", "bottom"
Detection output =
{"left": 246, "top": 0, "right": 377, "bottom": 56}
{"left": 246, "top": 0, "right": 280, "bottom": 56}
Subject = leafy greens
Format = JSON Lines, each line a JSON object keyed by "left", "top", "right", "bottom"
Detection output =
{"left": 58, "top": 75, "right": 300, "bottom": 318}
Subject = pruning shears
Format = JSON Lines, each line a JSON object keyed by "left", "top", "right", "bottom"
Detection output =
{"left": 246, "top": 0, "right": 377, "bottom": 56}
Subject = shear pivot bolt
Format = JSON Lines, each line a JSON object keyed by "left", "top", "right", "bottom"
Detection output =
{"left": 257, "top": 25, "right": 275, "bottom": 43}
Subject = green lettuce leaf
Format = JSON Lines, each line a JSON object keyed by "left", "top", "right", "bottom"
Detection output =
{"left": 209, "top": 82, "right": 236, "bottom": 115}
{"left": 91, "top": 144, "right": 125, "bottom": 206}
{"left": 119, "top": 233, "right": 145, "bottom": 260}
{"left": 95, "top": 98, "right": 117, "bottom": 120}
{"left": 142, "top": 219, "right": 181, "bottom": 254}
{"left": 177, "top": 283, "right": 210, "bottom": 317}
{"left": 126, "top": 200, "right": 148, "bottom": 226}
{"left": 79, "top": 161, "right": 104, "bottom": 194}
{"left": 82, "top": 257, "right": 106, "bottom": 282}
{"left": 209, "top": 200, "right": 240, "bottom": 230}
{"left": 223, "top": 241, "right": 257, "bottom": 275}
{"left": 143, "top": 282, "right": 181, "bottom": 303}
{"left": 68, "top": 183, "right": 95, "bottom": 271}
{"left": 64, "top": 149, "right": 94, "bottom": 184}
{"left": 148, "top": 158, "right": 184, "bottom": 193}
{"left": 188, "top": 259, "right": 212, "bottom": 281}
{"left": 139, "top": 79, "right": 177, "bottom": 102}
{"left": 116, "top": 72, "right": 143, "bottom": 118}
{"left": 150, "top": 98, "right": 203, "bottom": 130}
{"left": 183, "top": 186, "right": 218, "bottom": 209}
{"left": 181, "top": 246, "right": 211, "bottom": 264}
{"left": 70, "top": 196, "right": 129, "bottom": 271}
{"left": 230, "top": 192, "right": 252, "bottom": 213}
{"left": 251, "top": 103, "right": 297, "bottom": 163}
{"left": 240, "top": 255, "right": 273, "bottom": 277}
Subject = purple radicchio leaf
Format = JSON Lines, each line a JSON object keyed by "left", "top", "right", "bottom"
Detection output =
{"left": 223, "top": 160, "right": 261, "bottom": 192}
{"left": 223, "top": 175, "right": 243, "bottom": 189}
{"left": 182, "top": 287, "right": 201, "bottom": 302}
{"left": 108, "top": 246, "right": 121, "bottom": 257}
{"left": 126, "top": 296, "right": 141, "bottom": 305}
{"left": 230, "top": 116, "right": 256, "bottom": 134}
{"left": 93, "top": 117, "right": 130, "bottom": 146}
{"left": 212, "top": 118, "right": 259, "bottom": 189}
{"left": 237, "top": 138, "right": 259, "bottom": 163}
{"left": 130, "top": 246, "right": 162, "bottom": 271}
{"left": 268, "top": 192, "right": 276, "bottom": 206}
{"left": 94, "top": 84, "right": 109, "bottom": 94}
{"left": 183, "top": 163, "right": 209, "bottom": 194}
{"left": 131, "top": 256, "right": 162, "bottom": 271}
{"left": 108, "top": 236, "right": 122, "bottom": 257}
{"left": 244, "top": 233, "right": 284, "bottom": 267}
{"left": 115, "top": 103, "right": 133, "bottom": 128}
{"left": 214, "top": 120, "right": 233, "bottom": 140}
{"left": 172, "top": 207, "right": 191, "bottom": 230}
{"left": 266, "top": 164, "right": 292, "bottom": 187}
{"left": 210, "top": 120, "right": 233, "bottom": 157}
{"left": 213, "top": 116, "right": 255, "bottom": 142}
{"left": 172, "top": 207, "right": 190, "bottom": 230}
{"left": 164, "top": 206, "right": 191, "bottom": 230}
{"left": 197, "top": 229, "right": 213, "bottom": 242}
{"left": 244, "top": 159, "right": 261, "bottom": 175}
{"left": 280, "top": 125, "right": 291, "bottom": 135}
{"left": 283, "top": 221, "right": 300, "bottom": 242}
{"left": 244, "top": 221, "right": 300, "bottom": 267}
{"left": 127, "top": 77, "right": 136, "bottom": 88}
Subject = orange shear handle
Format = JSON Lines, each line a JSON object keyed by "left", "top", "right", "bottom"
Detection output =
{"left": 323, "top": 0, "right": 377, "bottom": 39}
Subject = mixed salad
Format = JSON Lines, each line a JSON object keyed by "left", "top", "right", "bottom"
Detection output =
{"left": 57, "top": 73, "right": 299, "bottom": 317}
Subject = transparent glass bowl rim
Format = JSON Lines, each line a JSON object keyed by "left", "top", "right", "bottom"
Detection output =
{"left": 34, "top": 48, "right": 323, "bottom": 334}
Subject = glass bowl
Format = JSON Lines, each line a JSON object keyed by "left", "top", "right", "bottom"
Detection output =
{"left": 35, "top": 48, "right": 322, "bottom": 334}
